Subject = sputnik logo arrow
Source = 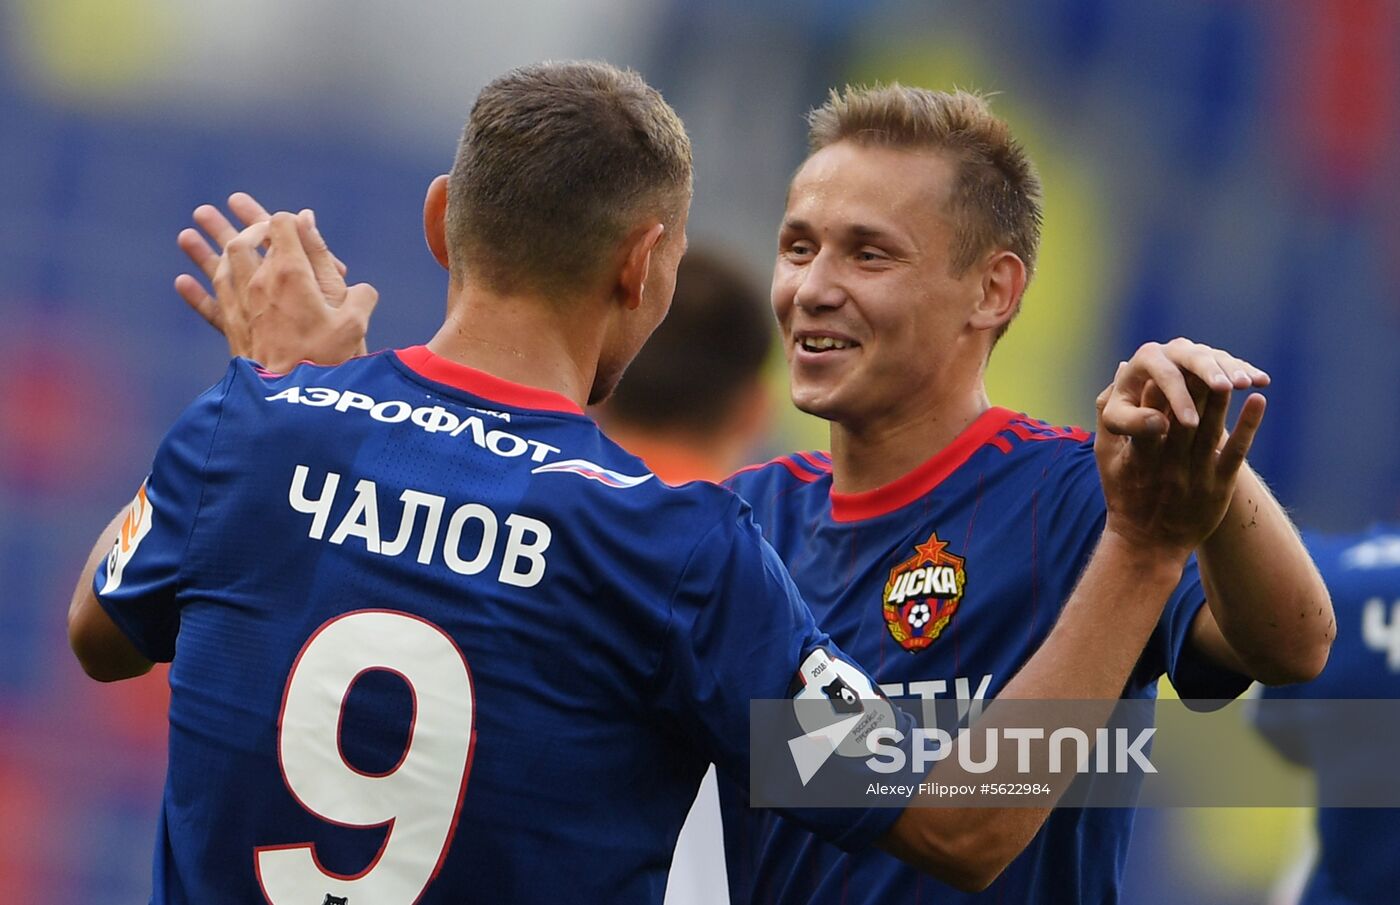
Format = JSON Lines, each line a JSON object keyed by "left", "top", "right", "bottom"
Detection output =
{"left": 788, "top": 712, "right": 865, "bottom": 786}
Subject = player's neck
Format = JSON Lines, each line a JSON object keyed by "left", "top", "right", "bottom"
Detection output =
{"left": 827, "top": 385, "right": 992, "bottom": 495}
{"left": 430, "top": 284, "right": 604, "bottom": 408}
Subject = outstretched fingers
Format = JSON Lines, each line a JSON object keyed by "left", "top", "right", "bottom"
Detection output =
{"left": 174, "top": 273, "right": 219, "bottom": 327}
{"left": 227, "top": 192, "right": 272, "bottom": 229}
{"left": 1215, "top": 393, "right": 1267, "bottom": 481}
{"left": 177, "top": 225, "right": 221, "bottom": 281}
{"left": 177, "top": 193, "right": 276, "bottom": 326}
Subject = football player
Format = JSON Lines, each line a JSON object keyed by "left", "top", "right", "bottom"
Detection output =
{"left": 711, "top": 84, "right": 1330, "bottom": 904}
{"left": 153, "top": 79, "right": 1326, "bottom": 903}
{"left": 1255, "top": 525, "right": 1400, "bottom": 905}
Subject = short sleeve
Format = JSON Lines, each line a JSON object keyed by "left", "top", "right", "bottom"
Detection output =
{"left": 654, "top": 498, "right": 911, "bottom": 852}
{"left": 1250, "top": 682, "right": 1313, "bottom": 767}
{"left": 1145, "top": 556, "right": 1252, "bottom": 700}
{"left": 94, "top": 369, "right": 232, "bottom": 661}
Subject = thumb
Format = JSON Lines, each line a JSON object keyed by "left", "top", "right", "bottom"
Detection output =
{"left": 298, "top": 209, "right": 347, "bottom": 300}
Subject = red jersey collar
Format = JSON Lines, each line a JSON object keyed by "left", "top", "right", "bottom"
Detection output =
{"left": 829, "top": 407, "right": 1017, "bottom": 523}
{"left": 394, "top": 346, "right": 585, "bottom": 415}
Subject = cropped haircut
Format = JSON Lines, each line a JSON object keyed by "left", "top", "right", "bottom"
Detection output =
{"left": 606, "top": 249, "right": 772, "bottom": 434}
{"left": 446, "top": 61, "right": 692, "bottom": 293}
{"left": 808, "top": 84, "right": 1042, "bottom": 293}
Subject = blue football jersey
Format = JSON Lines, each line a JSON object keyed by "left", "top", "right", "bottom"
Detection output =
{"left": 94, "top": 346, "right": 903, "bottom": 905}
{"left": 1256, "top": 525, "right": 1400, "bottom": 905}
{"left": 719, "top": 406, "right": 1251, "bottom": 905}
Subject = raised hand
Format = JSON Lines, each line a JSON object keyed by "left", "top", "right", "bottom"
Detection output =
{"left": 207, "top": 211, "right": 378, "bottom": 373}
{"left": 1094, "top": 339, "right": 1268, "bottom": 561}
{"left": 1099, "top": 337, "right": 1268, "bottom": 434}
{"left": 177, "top": 193, "right": 267, "bottom": 322}
{"left": 175, "top": 192, "right": 373, "bottom": 369}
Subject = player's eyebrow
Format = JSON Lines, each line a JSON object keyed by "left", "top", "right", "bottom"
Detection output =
{"left": 780, "top": 219, "right": 902, "bottom": 242}
{"left": 848, "top": 224, "right": 900, "bottom": 243}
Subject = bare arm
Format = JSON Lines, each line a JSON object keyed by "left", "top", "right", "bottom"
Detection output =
{"left": 75, "top": 209, "right": 365, "bottom": 681}
{"left": 877, "top": 362, "right": 1266, "bottom": 891}
{"left": 68, "top": 510, "right": 154, "bottom": 682}
{"left": 1192, "top": 464, "right": 1332, "bottom": 684}
{"left": 1096, "top": 338, "right": 1332, "bottom": 684}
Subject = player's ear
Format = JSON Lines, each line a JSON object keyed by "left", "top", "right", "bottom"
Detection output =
{"left": 423, "top": 174, "right": 451, "bottom": 272}
{"left": 615, "top": 221, "right": 666, "bottom": 311}
{"left": 968, "top": 250, "right": 1026, "bottom": 333}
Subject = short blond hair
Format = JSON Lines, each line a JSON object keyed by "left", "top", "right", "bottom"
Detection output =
{"left": 808, "top": 84, "right": 1042, "bottom": 288}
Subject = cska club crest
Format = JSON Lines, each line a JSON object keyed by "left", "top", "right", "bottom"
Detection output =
{"left": 882, "top": 530, "right": 967, "bottom": 652}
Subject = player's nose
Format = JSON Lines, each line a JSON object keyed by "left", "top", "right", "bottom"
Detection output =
{"left": 792, "top": 251, "right": 848, "bottom": 313}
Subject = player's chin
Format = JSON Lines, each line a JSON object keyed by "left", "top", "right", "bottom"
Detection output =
{"left": 789, "top": 381, "right": 849, "bottom": 424}
{"left": 587, "top": 373, "right": 623, "bottom": 407}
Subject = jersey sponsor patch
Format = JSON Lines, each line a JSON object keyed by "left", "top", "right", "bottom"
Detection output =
{"left": 102, "top": 481, "right": 154, "bottom": 594}
{"left": 530, "top": 458, "right": 653, "bottom": 488}
{"left": 882, "top": 530, "right": 967, "bottom": 652}
{"left": 263, "top": 385, "right": 557, "bottom": 462}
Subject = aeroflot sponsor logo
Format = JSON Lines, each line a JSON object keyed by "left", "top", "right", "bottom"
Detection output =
{"left": 265, "top": 386, "right": 560, "bottom": 463}
{"left": 289, "top": 465, "right": 552, "bottom": 588}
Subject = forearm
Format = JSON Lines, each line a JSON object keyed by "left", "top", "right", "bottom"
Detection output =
{"left": 997, "top": 531, "right": 1185, "bottom": 699}
{"left": 1196, "top": 464, "right": 1332, "bottom": 684}
{"left": 881, "top": 532, "right": 1186, "bottom": 890}
{"left": 68, "top": 512, "right": 154, "bottom": 682}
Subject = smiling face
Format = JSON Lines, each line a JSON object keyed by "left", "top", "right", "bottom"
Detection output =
{"left": 773, "top": 141, "right": 991, "bottom": 433}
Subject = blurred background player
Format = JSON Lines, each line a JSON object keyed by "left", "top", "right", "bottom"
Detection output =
{"left": 592, "top": 247, "right": 774, "bottom": 905}
{"left": 1254, "top": 525, "right": 1400, "bottom": 905}
{"left": 595, "top": 247, "right": 774, "bottom": 485}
